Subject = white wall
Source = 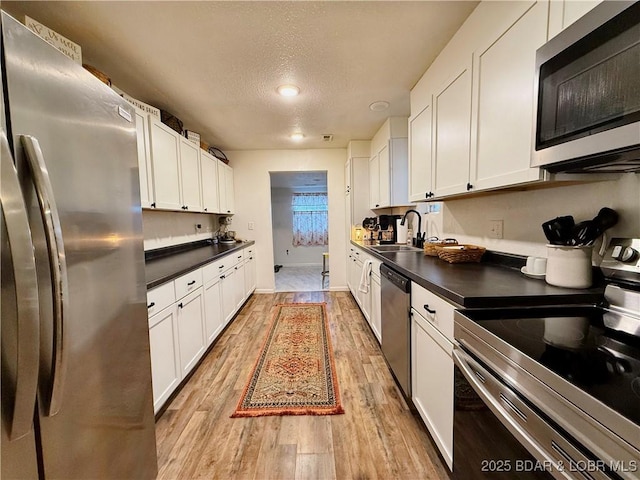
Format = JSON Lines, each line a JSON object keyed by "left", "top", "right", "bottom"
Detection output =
{"left": 227, "top": 148, "right": 347, "bottom": 293}
{"left": 142, "top": 210, "right": 219, "bottom": 250}
{"left": 441, "top": 174, "right": 640, "bottom": 259}
{"left": 271, "top": 187, "right": 328, "bottom": 266}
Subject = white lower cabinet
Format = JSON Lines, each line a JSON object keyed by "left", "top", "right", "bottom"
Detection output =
{"left": 176, "top": 287, "right": 206, "bottom": 377}
{"left": 411, "top": 308, "right": 454, "bottom": 470}
{"left": 370, "top": 273, "right": 381, "bottom": 342}
{"left": 148, "top": 305, "right": 180, "bottom": 414}
{"left": 244, "top": 250, "right": 256, "bottom": 297}
{"left": 233, "top": 262, "right": 246, "bottom": 310}
{"left": 203, "top": 277, "right": 223, "bottom": 345}
{"left": 220, "top": 267, "right": 237, "bottom": 326}
{"left": 147, "top": 244, "right": 255, "bottom": 412}
{"left": 347, "top": 245, "right": 382, "bottom": 342}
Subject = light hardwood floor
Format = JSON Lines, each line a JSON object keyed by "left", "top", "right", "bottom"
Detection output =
{"left": 155, "top": 291, "right": 449, "bottom": 480}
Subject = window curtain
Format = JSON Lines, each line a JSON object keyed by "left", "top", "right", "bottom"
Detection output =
{"left": 291, "top": 193, "right": 328, "bottom": 246}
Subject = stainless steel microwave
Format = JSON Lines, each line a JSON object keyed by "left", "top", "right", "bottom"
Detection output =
{"left": 531, "top": 1, "right": 640, "bottom": 173}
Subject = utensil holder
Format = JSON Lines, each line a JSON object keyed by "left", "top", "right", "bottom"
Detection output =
{"left": 545, "top": 245, "right": 593, "bottom": 289}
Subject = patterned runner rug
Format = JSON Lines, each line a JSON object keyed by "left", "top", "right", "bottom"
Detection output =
{"left": 231, "top": 303, "right": 344, "bottom": 417}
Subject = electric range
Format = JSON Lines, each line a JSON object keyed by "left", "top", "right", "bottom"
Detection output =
{"left": 453, "top": 238, "right": 640, "bottom": 479}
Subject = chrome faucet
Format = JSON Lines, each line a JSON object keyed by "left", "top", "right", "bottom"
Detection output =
{"left": 401, "top": 209, "right": 423, "bottom": 247}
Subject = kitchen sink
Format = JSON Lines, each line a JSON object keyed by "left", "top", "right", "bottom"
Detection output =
{"left": 370, "top": 244, "right": 423, "bottom": 252}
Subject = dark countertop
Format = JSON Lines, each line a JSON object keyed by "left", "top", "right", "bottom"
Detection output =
{"left": 145, "top": 240, "right": 255, "bottom": 289}
{"left": 351, "top": 241, "right": 604, "bottom": 308}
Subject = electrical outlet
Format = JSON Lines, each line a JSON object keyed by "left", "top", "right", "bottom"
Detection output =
{"left": 248, "top": 222, "right": 255, "bottom": 230}
{"left": 489, "top": 220, "right": 503, "bottom": 239}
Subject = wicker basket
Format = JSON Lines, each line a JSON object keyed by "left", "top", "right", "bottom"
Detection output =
{"left": 436, "top": 244, "right": 486, "bottom": 263}
{"left": 424, "top": 239, "right": 458, "bottom": 256}
{"left": 160, "top": 110, "right": 183, "bottom": 134}
{"left": 83, "top": 64, "right": 111, "bottom": 86}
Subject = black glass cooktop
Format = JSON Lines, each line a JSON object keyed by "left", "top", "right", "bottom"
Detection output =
{"left": 463, "top": 306, "right": 640, "bottom": 427}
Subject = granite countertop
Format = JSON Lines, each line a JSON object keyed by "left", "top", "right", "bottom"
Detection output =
{"left": 351, "top": 241, "right": 604, "bottom": 308}
{"left": 145, "top": 240, "right": 255, "bottom": 289}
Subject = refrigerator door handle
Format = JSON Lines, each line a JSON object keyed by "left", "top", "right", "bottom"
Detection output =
{"left": 1, "top": 132, "right": 40, "bottom": 439}
{"left": 20, "top": 135, "right": 69, "bottom": 416}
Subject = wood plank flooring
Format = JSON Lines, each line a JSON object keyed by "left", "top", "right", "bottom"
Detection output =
{"left": 155, "top": 291, "right": 449, "bottom": 480}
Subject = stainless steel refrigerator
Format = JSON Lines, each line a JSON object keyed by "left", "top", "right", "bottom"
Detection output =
{"left": 1, "top": 12, "right": 157, "bottom": 479}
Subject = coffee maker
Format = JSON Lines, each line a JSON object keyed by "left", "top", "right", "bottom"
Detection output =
{"left": 377, "top": 215, "right": 401, "bottom": 244}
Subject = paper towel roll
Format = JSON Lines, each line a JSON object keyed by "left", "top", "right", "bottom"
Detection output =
{"left": 396, "top": 219, "right": 408, "bottom": 244}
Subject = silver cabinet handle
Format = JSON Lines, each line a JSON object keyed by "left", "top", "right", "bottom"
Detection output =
{"left": 1, "top": 132, "right": 40, "bottom": 438}
{"left": 21, "top": 135, "right": 69, "bottom": 416}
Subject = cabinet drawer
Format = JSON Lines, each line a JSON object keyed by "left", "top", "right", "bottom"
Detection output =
{"left": 411, "top": 283, "right": 456, "bottom": 342}
{"left": 202, "top": 258, "right": 226, "bottom": 284}
{"left": 147, "top": 281, "right": 175, "bottom": 317}
{"left": 174, "top": 269, "right": 203, "bottom": 300}
{"left": 232, "top": 250, "right": 244, "bottom": 265}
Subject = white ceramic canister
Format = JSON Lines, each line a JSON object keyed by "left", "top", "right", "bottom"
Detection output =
{"left": 545, "top": 245, "right": 593, "bottom": 289}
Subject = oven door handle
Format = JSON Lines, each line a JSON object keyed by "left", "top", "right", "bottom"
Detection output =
{"left": 452, "top": 347, "right": 564, "bottom": 476}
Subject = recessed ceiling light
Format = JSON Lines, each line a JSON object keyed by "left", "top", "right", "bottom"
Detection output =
{"left": 290, "top": 133, "right": 305, "bottom": 141}
{"left": 278, "top": 84, "right": 300, "bottom": 97}
{"left": 369, "top": 101, "right": 390, "bottom": 111}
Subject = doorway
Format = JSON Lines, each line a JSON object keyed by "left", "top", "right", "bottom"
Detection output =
{"left": 269, "top": 171, "right": 328, "bottom": 292}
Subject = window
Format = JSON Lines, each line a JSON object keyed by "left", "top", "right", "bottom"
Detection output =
{"left": 291, "top": 193, "right": 328, "bottom": 246}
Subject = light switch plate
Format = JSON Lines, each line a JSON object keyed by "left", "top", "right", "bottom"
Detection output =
{"left": 248, "top": 222, "right": 255, "bottom": 230}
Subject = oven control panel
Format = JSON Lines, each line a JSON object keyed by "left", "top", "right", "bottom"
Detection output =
{"left": 601, "top": 238, "right": 640, "bottom": 283}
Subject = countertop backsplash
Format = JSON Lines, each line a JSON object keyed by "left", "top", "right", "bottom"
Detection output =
{"left": 142, "top": 210, "right": 219, "bottom": 251}
{"left": 441, "top": 174, "right": 640, "bottom": 260}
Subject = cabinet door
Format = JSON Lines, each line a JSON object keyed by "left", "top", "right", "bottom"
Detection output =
{"left": 179, "top": 139, "right": 202, "bottom": 211}
{"left": 548, "top": 0, "right": 602, "bottom": 38}
{"left": 203, "top": 278, "right": 223, "bottom": 346}
{"left": 224, "top": 164, "right": 235, "bottom": 214}
{"left": 234, "top": 263, "right": 246, "bottom": 309}
{"left": 148, "top": 305, "right": 180, "bottom": 413}
{"left": 221, "top": 268, "right": 236, "bottom": 325}
{"left": 411, "top": 309, "right": 454, "bottom": 470}
{"left": 370, "top": 275, "right": 381, "bottom": 342}
{"left": 369, "top": 154, "right": 380, "bottom": 209}
{"left": 377, "top": 143, "right": 390, "bottom": 208}
{"left": 433, "top": 66, "right": 472, "bottom": 197}
{"left": 176, "top": 288, "right": 206, "bottom": 377}
{"left": 345, "top": 159, "right": 352, "bottom": 196}
{"left": 200, "top": 150, "right": 219, "bottom": 213}
{"left": 149, "top": 117, "right": 182, "bottom": 210}
{"left": 244, "top": 254, "right": 256, "bottom": 297}
{"left": 469, "top": 1, "right": 546, "bottom": 192}
{"left": 135, "top": 109, "right": 153, "bottom": 208}
{"left": 217, "top": 160, "right": 227, "bottom": 214}
{"left": 408, "top": 103, "right": 433, "bottom": 201}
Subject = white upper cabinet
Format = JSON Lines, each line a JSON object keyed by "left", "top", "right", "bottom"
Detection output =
{"left": 148, "top": 117, "right": 182, "bottom": 210}
{"left": 134, "top": 109, "right": 153, "bottom": 208}
{"left": 345, "top": 141, "right": 371, "bottom": 233}
{"left": 200, "top": 149, "right": 220, "bottom": 214}
{"left": 548, "top": 0, "right": 603, "bottom": 38}
{"left": 368, "top": 153, "right": 380, "bottom": 209}
{"left": 179, "top": 138, "right": 203, "bottom": 212}
{"left": 469, "top": 0, "right": 547, "bottom": 192}
{"left": 409, "top": 1, "right": 553, "bottom": 200}
{"left": 408, "top": 102, "right": 433, "bottom": 202}
{"left": 433, "top": 63, "right": 472, "bottom": 197}
{"left": 369, "top": 117, "right": 410, "bottom": 209}
{"left": 218, "top": 162, "right": 235, "bottom": 215}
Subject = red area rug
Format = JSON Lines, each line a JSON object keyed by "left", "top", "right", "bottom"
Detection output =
{"left": 231, "top": 303, "right": 344, "bottom": 417}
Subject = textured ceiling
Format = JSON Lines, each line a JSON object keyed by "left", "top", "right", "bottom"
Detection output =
{"left": 3, "top": 1, "right": 478, "bottom": 151}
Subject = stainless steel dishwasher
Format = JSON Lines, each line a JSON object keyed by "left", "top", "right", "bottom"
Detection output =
{"left": 380, "top": 264, "right": 411, "bottom": 398}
